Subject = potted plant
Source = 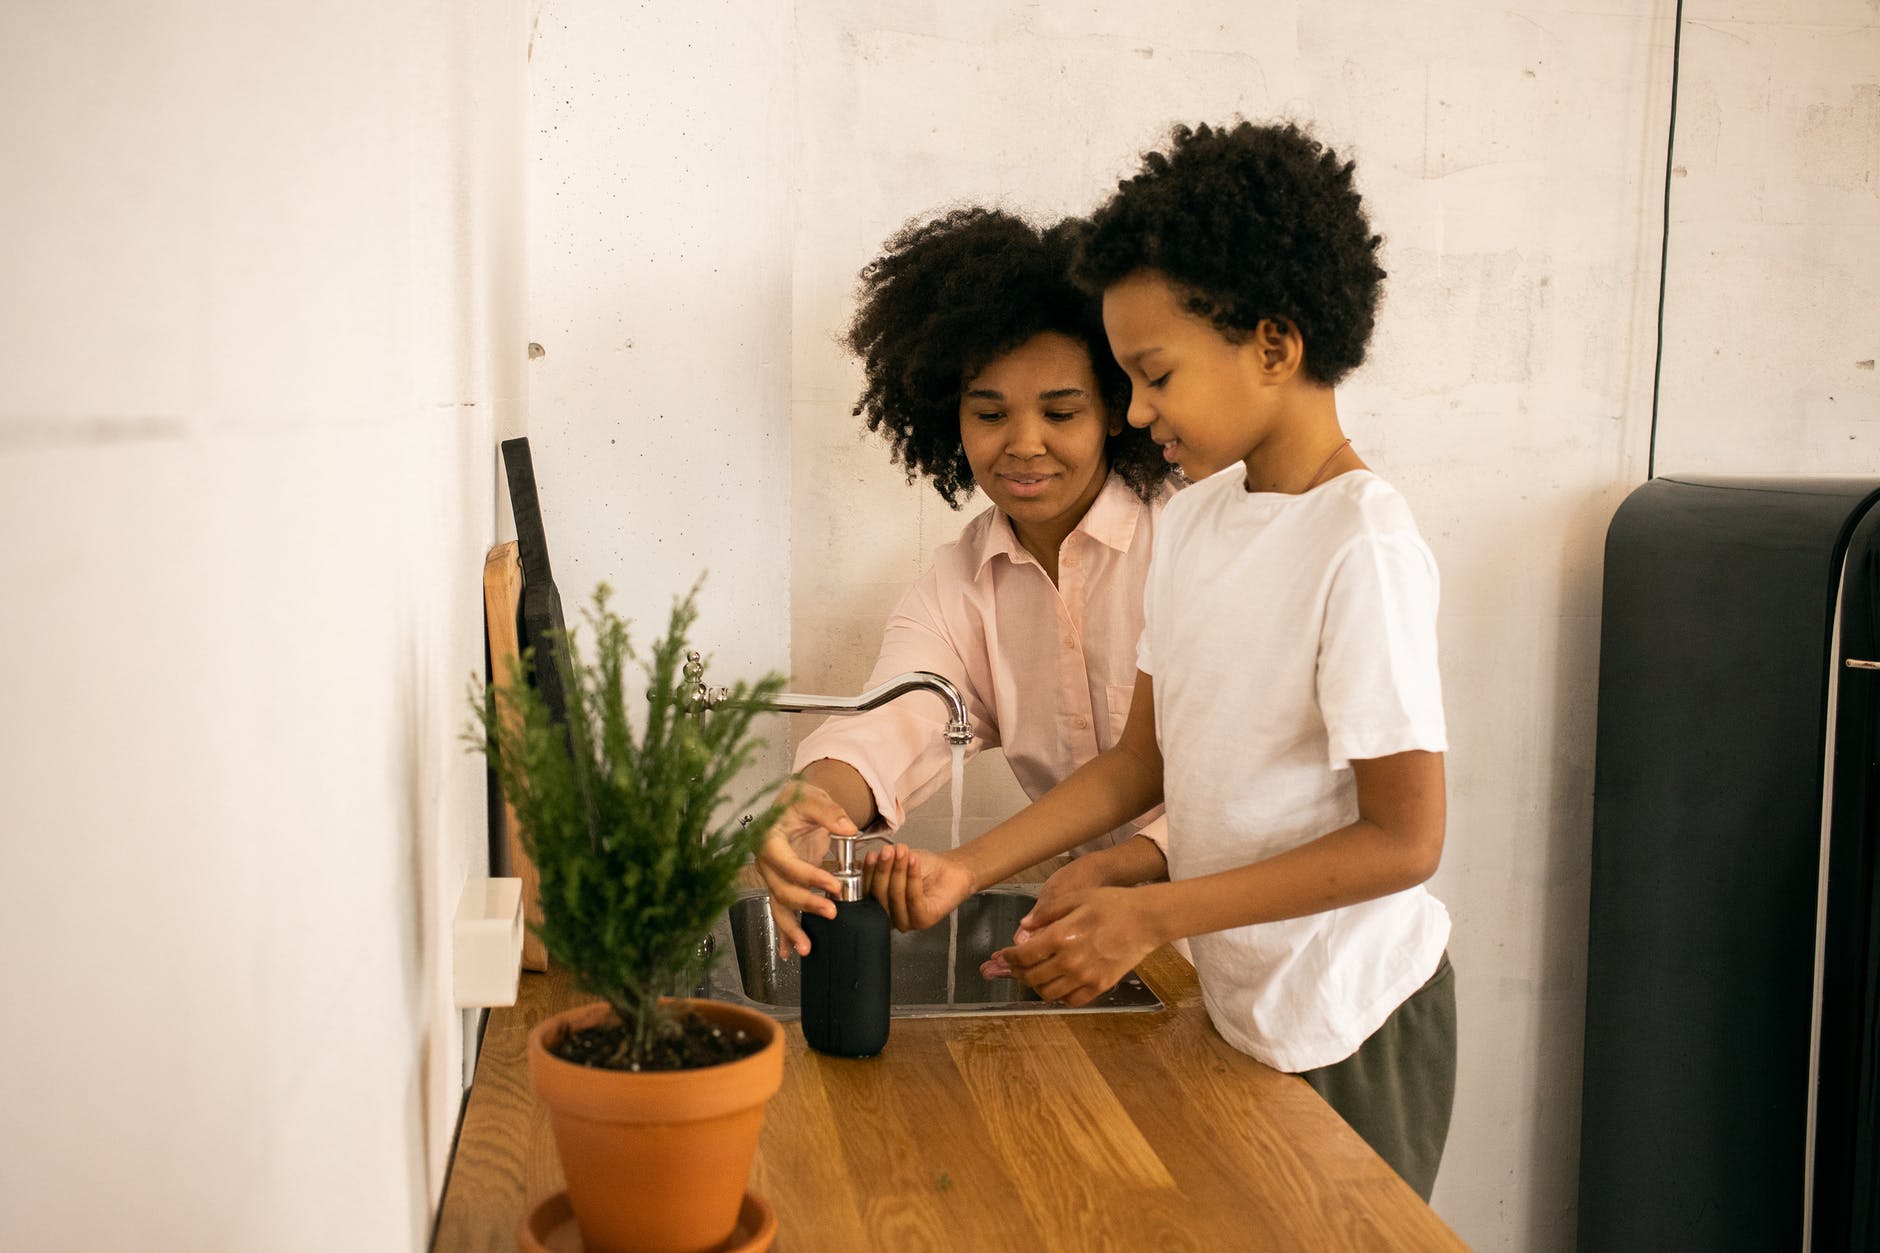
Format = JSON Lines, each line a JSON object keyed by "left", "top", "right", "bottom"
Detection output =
{"left": 470, "top": 583, "right": 790, "bottom": 1253}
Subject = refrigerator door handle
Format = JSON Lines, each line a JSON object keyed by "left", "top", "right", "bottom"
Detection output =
{"left": 1846, "top": 659, "right": 1880, "bottom": 670}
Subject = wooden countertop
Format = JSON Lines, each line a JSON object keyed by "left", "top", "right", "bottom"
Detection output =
{"left": 432, "top": 942, "right": 1467, "bottom": 1252}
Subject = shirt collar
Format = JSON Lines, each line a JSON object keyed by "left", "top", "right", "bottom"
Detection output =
{"left": 969, "top": 471, "right": 1145, "bottom": 577}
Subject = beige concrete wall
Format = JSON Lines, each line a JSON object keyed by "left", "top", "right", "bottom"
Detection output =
{"left": 522, "top": 0, "right": 796, "bottom": 766}
{"left": 786, "top": 6, "right": 1876, "bottom": 1246}
{"left": 1654, "top": 0, "right": 1879, "bottom": 474}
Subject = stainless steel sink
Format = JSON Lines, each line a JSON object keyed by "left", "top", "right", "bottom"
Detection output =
{"left": 699, "top": 886, "right": 1162, "bottom": 1019}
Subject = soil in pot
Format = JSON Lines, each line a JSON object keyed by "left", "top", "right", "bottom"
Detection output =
{"left": 553, "top": 1009, "right": 766, "bottom": 1071}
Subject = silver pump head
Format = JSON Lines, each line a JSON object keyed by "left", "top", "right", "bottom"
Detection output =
{"left": 827, "top": 833, "right": 890, "bottom": 903}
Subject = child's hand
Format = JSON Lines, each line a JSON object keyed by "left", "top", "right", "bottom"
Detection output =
{"left": 753, "top": 781, "right": 853, "bottom": 956}
{"left": 864, "top": 844, "right": 972, "bottom": 932}
{"left": 978, "top": 856, "right": 1107, "bottom": 978}
{"left": 978, "top": 925, "right": 1031, "bottom": 979}
{"left": 996, "top": 886, "right": 1161, "bottom": 1007}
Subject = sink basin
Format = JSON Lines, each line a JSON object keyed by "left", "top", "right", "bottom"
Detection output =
{"left": 700, "top": 886, "right": 1162, "bottom": 1019}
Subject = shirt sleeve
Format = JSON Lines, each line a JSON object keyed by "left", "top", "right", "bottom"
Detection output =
{"left": 792, "top": 574, "right": 998, "bottom": 831}
{"left": 1134, "top": 523, "right": 1163, "bottom": 678}
{"left": 1316, "top": 531, "right": 1447, "bottom": 769}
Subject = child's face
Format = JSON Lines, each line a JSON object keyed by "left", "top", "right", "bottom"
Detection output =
{"left": 1102, "top": 269, "right": 1278, "bottom": 481}
{"left": 958, "top": 330, "right": 1116, "bottom": 541}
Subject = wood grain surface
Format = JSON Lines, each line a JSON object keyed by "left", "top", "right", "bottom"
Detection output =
{"left": 432, "top": 936, "right": 1468, "bottom": 1252}
{"left": 481, "top": 541, "right": 547, "bottom": 972}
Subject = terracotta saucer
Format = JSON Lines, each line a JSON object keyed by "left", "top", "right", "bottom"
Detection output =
{"left": 517, "top": 1190, "right": 776, "bottom": 1253}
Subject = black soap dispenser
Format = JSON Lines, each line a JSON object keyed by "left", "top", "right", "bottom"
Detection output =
{"left": 799, "top": 834, "right": 891, "bottom": 1058}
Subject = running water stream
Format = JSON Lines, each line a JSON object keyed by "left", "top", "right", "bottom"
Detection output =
{"left": 945, "top": 741, "right": 964, "bottom": 1005}
{"left": 949, "top": 742, "right": 965, "bottom": 850}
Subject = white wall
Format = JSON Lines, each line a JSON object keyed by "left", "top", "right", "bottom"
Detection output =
{"left": 0, "top": 2, "right": 525, "bottom": 1248}
{"left": 523, "top": 0, "right": 796, "bottom": 774}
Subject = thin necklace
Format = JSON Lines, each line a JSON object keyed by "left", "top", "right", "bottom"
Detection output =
{"left": 1302, "top": 438, "right": 1352, "bottom": 492}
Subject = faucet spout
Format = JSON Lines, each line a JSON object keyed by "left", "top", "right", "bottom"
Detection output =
{"left": 683, "top": 652, "right": 971, "bottom": 746}
{"left": 765, "top": 671, "right": 973, "bottom": 746}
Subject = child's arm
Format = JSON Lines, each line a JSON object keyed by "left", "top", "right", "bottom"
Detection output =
{"left": 866, "top": 670, "right": 1165, "bottom": 931}
{"left": 1002, "top": 748, "right": 1445, "bottom": 1005}
{"left": 977, "top": 832, "right": 1170, "bottom": 978}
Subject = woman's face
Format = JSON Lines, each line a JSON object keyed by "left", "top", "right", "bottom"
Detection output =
{"left": 958, "top": 331, "right": 1117, "bottom": 551}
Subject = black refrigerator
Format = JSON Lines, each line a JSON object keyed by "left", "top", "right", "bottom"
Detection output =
{"left": 1580, "top": 476, "right": 1880, "bottom": 1250}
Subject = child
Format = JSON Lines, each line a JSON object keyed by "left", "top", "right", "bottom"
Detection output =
{"left": 868, "top": 123, "right": 1456, "bottom": 1200}
{"left": 755, "top": 208, "right": 1179, "bottom": 957}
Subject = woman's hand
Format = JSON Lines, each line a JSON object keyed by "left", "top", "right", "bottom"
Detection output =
{"left": 995, "top": 886, "right": 1162, "bottom": 1007}
{"left": 1030, "top": 850, "right": 1113, "bottom": 923}
{"left": 863, "top": 844, "right": 974, "bottom": 932}
{"left": 754, "top": 781, "right": 856, "bottom": 956}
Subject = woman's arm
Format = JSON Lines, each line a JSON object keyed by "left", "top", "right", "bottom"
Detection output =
{"left": 868, "top": 670, "right": 1165, "bottom": 929}
{"left": 792, "top": 579, "right": 996, "bottom": 830}
{"left": 760, "top": 567, "right": 996, "bottom": 954}
{"left": 798, "top": 757, "right": 879, "bottom": 830}
{"left": 1071, "top": 831, "right": 1169, "bottom": 888}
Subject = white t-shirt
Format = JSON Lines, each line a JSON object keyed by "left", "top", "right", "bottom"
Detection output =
{"left": 1138, "top": 465, "right": 1450, "bottom": 1072}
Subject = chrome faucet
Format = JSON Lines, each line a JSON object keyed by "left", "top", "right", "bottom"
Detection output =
{"left": 682, "top": 651, "right": 972, "bottom": 746}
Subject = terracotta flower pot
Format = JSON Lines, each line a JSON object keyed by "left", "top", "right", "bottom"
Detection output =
{"left": 527, "top": 998, "right": 784, "bottom": 1253}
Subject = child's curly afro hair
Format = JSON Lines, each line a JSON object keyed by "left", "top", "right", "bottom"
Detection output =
{"left": 1075, "top": 121, "right": 1386, "bottom": 387}
{"left": 846, "top": 207, "right": 1171, "bottom": 508}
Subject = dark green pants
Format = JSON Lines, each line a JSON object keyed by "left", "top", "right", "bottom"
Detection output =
{"left": 1299, "top": 951, "right": 1457, "bottom": 1201}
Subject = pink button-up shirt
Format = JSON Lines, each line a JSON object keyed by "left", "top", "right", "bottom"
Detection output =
{"left": 795, "top": 473, "right": 1173, "bottom": 857}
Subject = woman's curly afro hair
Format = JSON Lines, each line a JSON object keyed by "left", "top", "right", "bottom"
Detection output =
{"left": 1075, "top": 121, "right": 1386, "bottom": 387}
{"left": 846, "top": 207, "right": 1171, "bottom": 508}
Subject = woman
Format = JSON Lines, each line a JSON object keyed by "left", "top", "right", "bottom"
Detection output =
{"left": 758, "top": 207, "right": 1178, "bottom": 955}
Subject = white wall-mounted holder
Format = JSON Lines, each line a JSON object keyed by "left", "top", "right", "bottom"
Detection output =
{"left": 453, "top": 877, "right": 525, "bottom": 1008}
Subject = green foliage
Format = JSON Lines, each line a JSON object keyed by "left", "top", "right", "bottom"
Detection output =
{"left": 468, "top": 581, "right": 788, "bottom": 1066}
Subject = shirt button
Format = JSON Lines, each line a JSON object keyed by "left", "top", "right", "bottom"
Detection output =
{"left": 1062, "top": 635, "right": 1076, "bottom": 649}
{"left": 1071, "top": 715, "right": 1088, "bottom": 730}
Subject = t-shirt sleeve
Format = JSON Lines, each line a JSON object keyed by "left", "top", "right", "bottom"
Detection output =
{"left": 1316, "top": 531, "right": 1447, "bottom": 769}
